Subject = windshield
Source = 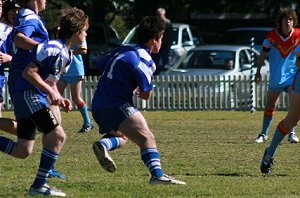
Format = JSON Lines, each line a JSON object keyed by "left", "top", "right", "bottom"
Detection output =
{"left": 177, "top": 50, "right": 236, "bottom": 70}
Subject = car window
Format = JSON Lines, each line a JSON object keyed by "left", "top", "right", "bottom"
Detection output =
{"left": 239, "top": 50, "right": 250, "bottom": 67}
{"left": 178, "top": 50, "right": 235, "bottom": 70}
{"left": 190, "top": 26, "right": 204, "bottom": 45}
{"left": 171, "top": 27, "right": 179, "bottom": 45}
{"left": 182, "top": 28, "right": 191, "bottom": 43}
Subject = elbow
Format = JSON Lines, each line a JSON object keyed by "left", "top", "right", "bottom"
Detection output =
{"left": 139, "top": 91, "right": 152, "bottom": 100}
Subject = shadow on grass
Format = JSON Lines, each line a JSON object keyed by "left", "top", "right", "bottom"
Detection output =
{"left": 185, "top": 172, "right": 288, "bottom": 177}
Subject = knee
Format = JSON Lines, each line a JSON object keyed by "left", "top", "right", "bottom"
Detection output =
{"left": 139, "top": 130, "right": 156, "bottom": 146}
{"left": 56, "top": 130, "right": 66, "bottom": 146}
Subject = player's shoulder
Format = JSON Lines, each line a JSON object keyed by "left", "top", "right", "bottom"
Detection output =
{"left": 293, "top": 28, "right": 300, "bottom": 35}
{"left": 266, "top": 28, "right": 277, "bottom": 38}
{"left": 36, "top": 40, "right": 67, "bottom": 57}
{"left": 19, "top": 8, "right": 39, "bottom": 21}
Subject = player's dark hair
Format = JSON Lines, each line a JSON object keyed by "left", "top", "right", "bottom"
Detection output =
{"left": 136, "top": 16, "right": 165, "bottom": 44}
{"left": 16, "top": 0, "right": 29, "bottom": 7}
{"left": 2, "top": 0, "right": 20, "bottom": 23}
{"left": 276, "top": 7, "right": 298, "bottom": 28}
{"left": 57, "top": 7, "right": 89, "bottom": 40}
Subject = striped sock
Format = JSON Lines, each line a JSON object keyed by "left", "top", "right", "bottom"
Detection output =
{"left": 141, "top": 148, "right": 163, "bottom": 178}
{"left": 100, "top": 136, "right": 120, "bottom": 151}
{"left": 267, "top": 120, "right": 291, "bottom": 158}
{"left": 0, "top": 136, "right": 15, "bottom": 154}
{"left": 32, "top": 148, "right": 58, "bottom": 188}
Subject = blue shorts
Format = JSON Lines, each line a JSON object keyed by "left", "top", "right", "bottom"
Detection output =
{"left": 268, "top": 86, "right": 290, "bottom": 93}
{"left": 11, "top": 90, "right": 49, "bottom": 121}
{"left": 0, "top": 76, "right": 5, "bottom": 103}
{"left": 60, "top": 76, "right": 84, "bottom": 84}
{"left": 293, "top": 71, "right": 300, "bottom": 94}
{"left": 92, "top": 103, "right": 138, "bottom": 134}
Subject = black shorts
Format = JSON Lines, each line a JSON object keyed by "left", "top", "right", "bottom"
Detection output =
{"left": 17, "top": 107, "right": 59, "bottom": 140}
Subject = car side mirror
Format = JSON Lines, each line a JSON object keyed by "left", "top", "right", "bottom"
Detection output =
{"left": 182, "top": 41, "right": 194, "bottom": 47}
{"left": 241, "top": 64, "right": 252, "bottom": 71}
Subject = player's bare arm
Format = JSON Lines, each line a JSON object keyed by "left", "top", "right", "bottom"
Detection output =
{"left": 14, "top": 32, "right": 39, "bottom": 50}
{"left": 22, "top": 61, "right": 62, "bottom": 106}
{"left": 255, "top": 51, "right": 268, "bottom": 83}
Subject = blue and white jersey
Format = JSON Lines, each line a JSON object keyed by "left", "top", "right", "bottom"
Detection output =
{"left": 9, "top": 8, "right": 48, "bottom": 91}
{"left": 12, "top": 39, "right": 71, "bottom": 120}
{"left": 0, "top": 22, "right": 12, "bottom": 77}
{"left": 92, "top": 44, "right": 156, "bottom": 109}
{"left": 0, "top": 22, "right": 12, "bottom": 47}
{"left": 13, "top": 39, "right": 71, "bottom": 93}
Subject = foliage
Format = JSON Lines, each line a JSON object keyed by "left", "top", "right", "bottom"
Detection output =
{"left": 0, "top": 110, "right": 300, "bottom": 197}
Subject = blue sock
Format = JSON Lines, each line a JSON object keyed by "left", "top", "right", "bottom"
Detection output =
{"left": 32, "top": 148, "right": 58, "bottom": 188}
{"left": 261, "top": 115, "right": 273, "bottom": 136}
{"left": 141, "top": 148, "right": 163, "bottom": 178}
{"left": 266, "top": 121, "right": 290, "bottom": 158}
{"left": 100, "top": 136, "right": 120, "bottom": 151}
{"left": 0, "top": 136, "right": 15, "bottom": 154}
{"left": 78, "top": 101, "right": 92, "bottom": 126}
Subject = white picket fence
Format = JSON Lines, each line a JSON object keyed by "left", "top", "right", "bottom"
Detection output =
{"left": 2, "top": 74, "right": 289, "bottom": 111}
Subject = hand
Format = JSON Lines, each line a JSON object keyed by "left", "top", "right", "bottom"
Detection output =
{"left": 48, "top": 90, "right": 62, "bottom": 106}
{"left": 254, "top": 72, "right": 261, "bottom": 84}
{"left": 134, "top": 87, "right": 141, "bottom": 97}
{"left": 0, "top": 52, "right": 12, "bottom": 63}
{"left": 60, "top": 99, "right": 73, "bottom": 112}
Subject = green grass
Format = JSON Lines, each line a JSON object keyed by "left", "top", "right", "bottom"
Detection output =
{"left": 0, "top": 110, "right": 300, "bottom": 198}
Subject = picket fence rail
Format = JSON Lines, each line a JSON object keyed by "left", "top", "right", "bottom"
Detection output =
{"left": 2, "top": 74, "right": 289, "bottom": 111}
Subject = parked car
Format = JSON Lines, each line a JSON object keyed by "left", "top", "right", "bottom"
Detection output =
{"left": 214, "top": 27, "right": 272, "bottom": 51}
{"left": 162, "top": 45, "right": 270, "bottom": 107}
{"left": 122, "top": 23, "right": 204, "bottom": 66}
{"left": 164, "top": 45, "right": 269, "bottom": 76}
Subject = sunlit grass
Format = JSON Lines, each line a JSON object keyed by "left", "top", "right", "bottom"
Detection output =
{"left": 0, "top": 110, "right": 299, "bottom": 197}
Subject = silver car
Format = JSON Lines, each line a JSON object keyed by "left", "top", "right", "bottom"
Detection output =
{"left": 162, "top": 45, "right": 270, "bottom": 108}
{"left": 164, "top": 45, "right": 269, "bottom": 77}
{"left": 122, "top": 23, "right": 204, "bottom": 66}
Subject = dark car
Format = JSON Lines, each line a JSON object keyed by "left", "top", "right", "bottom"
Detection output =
{"left": 83, "top": 23, "right": 121, "bottom": 75}
{"left": 214, "top": 27, "right": 272, "bottom": 51}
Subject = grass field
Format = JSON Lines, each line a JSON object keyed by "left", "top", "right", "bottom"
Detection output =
{"left": 0, "top": 110, "right": 300, "bottom": 198}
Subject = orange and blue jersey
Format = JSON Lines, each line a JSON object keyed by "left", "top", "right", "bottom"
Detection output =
{"left": 262, "top": 28, "right": 300, "bottom": 88}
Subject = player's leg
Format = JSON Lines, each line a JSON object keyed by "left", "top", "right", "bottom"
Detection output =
{"left": 287, "top": 87, "right": 299, "bottom": 143}
{"left": 254, "top": 89, "right": 280, "bottom": 143}
{"left": 118, "top": 110, "right": 185, "bottom": 185}
{"left": 48, "top": 102, "right": 65, "bottom": 179}
{"left": 92, "top": 132, "right": 128, "bottom": 173}
{"left": 29, "top": 107, "right": 66, "bottom": 196}
{"left": 0, "top": 118, "right": 17, "bottom": 135}
{"left": 261, "top": 91, "right": 300, "bottom": 174}
{"left": 56, "top": 78, "right": 68, "bottom": 96}
{"left": 70, "top": 77, "right": 93, "bottom": 133}
{"left": 92, "top": 109, "right": 128, "bottom": 172}
{"left": 0, "top": 117, "right": 35, "bottom": 158}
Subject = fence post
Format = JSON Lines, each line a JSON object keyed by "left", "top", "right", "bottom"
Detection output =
{"left": 249, "top": 37, "right": 256, "bottom": 113}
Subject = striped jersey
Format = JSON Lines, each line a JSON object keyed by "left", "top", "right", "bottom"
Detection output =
{"left": 9, "top": 8, "right": 48, "bottom": 91}
{"left": 92, "top": 44, "right": 156, "bottom": 109}
{"left": 12, "top": 39, "right": 72, "bottom": 94}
